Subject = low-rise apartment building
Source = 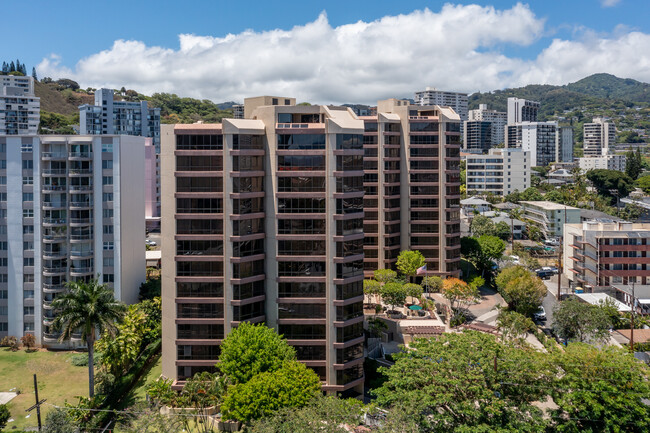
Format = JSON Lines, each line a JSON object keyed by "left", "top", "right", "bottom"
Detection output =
{"left": 520, "top": 201, "right": 580, "bottom": 239}
{"left": 0, "top": 135, "right": 145, "bottom": 346}
{"left": 578, "top": 154, "right": 626, "bottom": 172}
{"left": 465, "top": 148, "right": 530, "bottom": 196}
{"left": 564, "top": 221, "right": 650, "bottom": 293}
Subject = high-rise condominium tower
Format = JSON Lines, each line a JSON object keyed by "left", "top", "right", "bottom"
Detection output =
{"left": 160, "top": 96, "right": 462, "bottom": 395}
{"left": 0, "top": 135, "right": 145, "bottom": 346}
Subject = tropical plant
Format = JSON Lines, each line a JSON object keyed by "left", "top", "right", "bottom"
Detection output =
{"left": 96, "top": 305, "right": 147, "bottom": 375}
{"left": 51, "top": 278, "right": 127, "bottom": 397}
{"left": 177, "top": 372, "right": 227, "bottom": 433}
{"left": 442, "top": 277, "right": 479, "bottom": 324}
{"left": 41, "top": 407, "right": 76, "bottom": 433}
{"left": 218, "top": 322, "right": 296, "bottom": 384}
{"left": 221, "top": 360, "right": 321, "bottom": 423}
{"left": 145, "top": 377, "right": 176, "bottom": 407}
{"left": 20, "top": 333, "right": 36, "bottom": 351}
{"left": 498, "top": 271, "right": 546, "bottom": 317}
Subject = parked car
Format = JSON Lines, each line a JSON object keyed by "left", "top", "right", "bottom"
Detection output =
{"left": 146, "top": 240, "right": 157, "bottom": 246}
{"left": 534, "top": 306, "right": 547, "bottom": 321}
{"left": 536, "top": 269, "right": 552, "bottom": 280}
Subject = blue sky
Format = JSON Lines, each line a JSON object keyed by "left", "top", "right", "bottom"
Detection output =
{"left": 3, "top": 1, "right": 649, "bottom": 103}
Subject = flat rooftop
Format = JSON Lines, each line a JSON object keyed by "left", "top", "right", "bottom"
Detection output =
{"left": 520, "top": 201, "right": 580, "bottom": 211}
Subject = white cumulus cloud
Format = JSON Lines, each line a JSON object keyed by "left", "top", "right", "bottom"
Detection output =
{"left": 36, "top": 3, "right": 650, "bottom": 104}
{"left": 601, "top": 0, "right": 622, "bottom": 7}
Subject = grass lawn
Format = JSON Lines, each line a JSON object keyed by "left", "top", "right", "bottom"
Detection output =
{"left": 0, "top": 348, "right": 90, "bottom": 431}
{"left": 115, "top": 354, "right": 161, "bottom": 410}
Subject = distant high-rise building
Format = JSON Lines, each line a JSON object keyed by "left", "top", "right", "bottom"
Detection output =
{"left": 558, "top": 126, "right": 574, "bottom": 163}
{"left": 0, "top": 134, "right": 145, "bottom": 346}
{"left": 232, "top": 104, "right": 244, "bottom": 119}
{"left": 507, "top": 97, "right": 539, "bottom": 125}
{"left": 0, "top": 75, "right": 40, "bottom": 135}
{"left": 79, "top": 89, "right": 161, "bottom": 221}
{"left": 583, "top": 117, "right": 616, "bottom": 157}
{"left": 462, "top": 121, "right": 492, "bottom": 153}
{"left": 465, "top": 148, "right": 530, "bottom": 196}
{"left": 468, "top": 104, "right": 506, "bottom": 146}
{"left": 506, "top": 121, "right": 558, "bottom": 167}
{"left": 415, "top": 87, "right": 468, "bottom": 124}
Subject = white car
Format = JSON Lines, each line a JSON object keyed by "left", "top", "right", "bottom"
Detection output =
{"left": 534, "top": 307, "right": 546, "bottom": 321}
{"left": 146, "top": 240, "right": 157, "bottom": 246}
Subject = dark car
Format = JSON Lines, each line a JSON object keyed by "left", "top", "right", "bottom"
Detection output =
{"left": 536, "top": 270, "right": 552, "bottom": 280}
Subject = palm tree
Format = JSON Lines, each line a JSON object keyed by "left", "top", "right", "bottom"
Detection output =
{"left": 52, "top": 278, "right": 127, "bottom": 397}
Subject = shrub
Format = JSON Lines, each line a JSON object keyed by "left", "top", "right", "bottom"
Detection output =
{"left": 94, "top": 370, "right": 115, "bottom": 396}
{"left": 0, "top": 404, "right": 9, "bottom": 430}
{"left": 1, "top": 336, "right": 18, "bottom": 350}
{"left": 70, "top": 352, "right": 102, "bottom": 367}
{"left": 21, "top": 334, "right": 36, "bottom": 350}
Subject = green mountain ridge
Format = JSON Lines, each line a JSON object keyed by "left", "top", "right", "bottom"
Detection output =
{"left": 469, "top": 73, "right": 650, "bottom": 119}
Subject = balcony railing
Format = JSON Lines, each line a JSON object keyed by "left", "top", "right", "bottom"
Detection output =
{"left": 69, "top": 185, "right": 93, "bottom": 192}
{"left": 42, "top": 186, "right": 67, "bottom": 192}
{"left": 42, "top": 152, "right": 67, "bottom": 159}
{"left": 69, "top": 201, "right": 91, "bottom": 208}
{"left": 69, "top": 152, "right": 92, "bottom": 158}
{"left": 70, "top": 218, "right": 93, "bottom": 224}
{"left": 43, "top": 218, "right": 67, "bottom": 225}
{"left": 70, "top": 234, "right": 93, "bottom": 241}
{"left": 42, "top": 169, "right": 67, "bottom": 175}
{"left": 70, "top": 267, "right": 93, "bottom": 274}
{"left": 69, "top": 169, "right": 93, "bottom": 175}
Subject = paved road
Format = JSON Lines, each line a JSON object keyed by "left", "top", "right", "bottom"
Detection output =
{"left": 147, "top": 232, "right": 162, "bottom": 250}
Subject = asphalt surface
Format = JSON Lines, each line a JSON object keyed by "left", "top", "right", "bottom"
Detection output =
{"left": 147, "top": 232, "right": 162, "bottom": 250}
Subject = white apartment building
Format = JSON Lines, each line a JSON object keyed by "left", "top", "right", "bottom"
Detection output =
{"left": 415, "top": 87, "right": 468, "bottom": 123}
{"left": 0, "top": 135, "right": 145, "bottom": 347}
{"left": 468, "top": 104, "right": 507, "bottom": 146}
{"left": 583, "top": 118, "right": 616, "bottom": 157}
{"left": 506, "top": 121, "right": 559, "bottom": 167}
{"left": 507, "top": 97, "right": 539, "bottom": 125}
{"left": 465, "top": 148, "right": 530, "bottom": 196}
{"left": 520, "top": 201, "right": 581, "bottom": 239}
{"left": 578, "top": 154, "right": 626, "bottom": 172}
{"left": 0, "top": 75, "right": 40, "bottom": 135}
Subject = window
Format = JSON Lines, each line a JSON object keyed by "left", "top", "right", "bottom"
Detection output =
{"left": 103, "top": 242, "right": 114, "bottom": 250}
{"left": 23, "top": 307, "right": 34, "bottom": 315}
{"left": 23, "top": 193, "right": 33, "bottom": 202}
{"left": 102, "top": 142, "right": 113, "bottom": 152}
{"left": 22, "top": 176, "right": 32, "bottom": 185}
{"left": 24, "top": 323, "right": 34, "bottom": 332}
{"left": 0, "top": 274, "right": 7, "bottom": 282}
{"left": 103, "top": 193, "right": 113, "bottom": 202}
{"left": 23, "top": 258, "right": 34, "bottom": 267}
{"left": 0, "top": 193, "right": 5, "bottom": 202}
{"left": 102, "top": 176, "right": 113, "bottom": 185}
{"left": 23, "top": 225, "right": 34, "bottom": 234}
{"left": 23, "top": 241, "right": 33, "bottom": 250}
{"left": 0, "top": 258, "right": 6, "bottom": 267}
{"left": 103, "top": 257, "right": 114, "bottom": 267}
{"left": 103, "top": 225, "right": 114, "bottom": 235}
{"left": 22, "top": 160, "right": 33, "bottom": 170}
{"left": 103, "top": 274, "right": 114, "bottom": 283}
{"left": 23, "top": 274, "right": 33, "bottom": 282}
{"left": 103, "top": 209, "right": 114, "bottom": 218}
{"left": 102, "top": 160, "right": 113, "bottom": 169}
{"left": 23, "top": 290, "right": 34, "bottom": 299}
{"left": 23, "top": 209, "right": 33, "bottom": 218}
{"left": 0, "top": 177, "right": 5, "bottom": 185}
{"left": 0, "top": 290, "right": 6, "bottom": 299}
{"left": 0, "top": 160, "right": 5, "bottom": 169}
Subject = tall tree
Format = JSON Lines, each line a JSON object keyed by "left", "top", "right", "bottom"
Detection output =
{"left": 31, "top": 67, "right": 38, "bottom": 81}
{"left": 396, "top": 250, "right": 425, "bottom": 277}
{"left": 373, "top": 331, "right": 553, "bottom": 431}
{"left": 626, "top": 150, "right": 642, "bottom": 180}
{"left": 499, "top": 271, "right": 546, "bottom": 317}
{"left": 552, "top": 299, "right": 612, "bottom": 344}
{"left": 551, "top": 343, "right": 650, "bottom": 432}
{"left": 218, "top": 322, "right": 296, "bottom": 384}
{"left": 51, "top": 279, "right": 127, "bottom": 397}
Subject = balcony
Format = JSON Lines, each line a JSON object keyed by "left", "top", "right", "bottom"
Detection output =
{"left": 69, "top": 218, "right": 93, "bottom": 226}
{"left": 43, "top": 232, "right": 67, "bottom": 241}
{"left": 70, "top": 250, "right": 93, "bottom": 259}
{"left": 43, "top": 201, "right": 67, "bottom": 209}
{"left": 42, "top": 185, "right": 67, "bottom": 193}
{"left": 69, "top": 152, "right": 92, "bottom": 159}
{"left": 43, "top": 267, "right": 67, "bottom": 276}
{"left": 43, "top": 218, "right": 67, "bottom": 227}
{"left": 69, "top": 185, "right": 93, "bottom": 194}
{"left": 69, "top": 201, "right": 92, "bottom": 209}
{"left": 43, "top": 249, "right": 67, "bottom": 260}
{"left": 42, "top": 152, "right": 67, "bottom": 160}
{"left": 69, "top": 168, "right": 93, "bottom": 176}
{"left": 42, "top": 169, "right": 67, "bottom": 176}
{"left": 70, "top": 234, "right": 93, "bottom": 242}
{"left": 70, "top": 267, "right": 93, "bottom": 276}
{"left": 43, "top": 333, "right": 61, "bottom": 343}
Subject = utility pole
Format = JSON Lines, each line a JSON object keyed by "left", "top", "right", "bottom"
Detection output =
{"left": 630, "top": 282, "right": 636, "bottom": 352}
{"left": 26, "top": 374, "right": 46, "bottom": 431}
{"left": 557, "top": 205, "right": 566, "bottom": 300}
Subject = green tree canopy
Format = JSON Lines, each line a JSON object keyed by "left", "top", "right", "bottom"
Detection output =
{"left": 461, "top": 235, "right": 506, "bottom": 276}
{"left": 551, "top": 343, "right": 650, "bottom": 432}
{"left": 499, "top": 272, "right": 546, "bottom": 317}
{"left": 381, "top": 281, "right": 408, "bottom": 311}
{"left": 396, "top": 250, "right": 426, "bottom": 277}
{"left": 636, "top": 174, "right": 650, "bottom": 194}
{"left": 587, "top": 169, "right": 635, "bottom": 199}
{"left": 218, "top": 322, "right": 296, "bottom": 384}
{"left": 552, "top": 299, "right": 613, "bottom": 344}
{"left": 248, "top": 395, "right": 363, "bottom": 433}
{"left": 373, "top": 331, "right": 553, "bottom": 431}
{"left": 625, "top": 149, "right": 643, "bottom": 180}
{"left": 421, "top": 276, "right": 444, "bottom": 293}
{"left": 51, "top": 278, "right": 127, "bottom": 397}
{"left": 373, "top": 268, "right": 397, "bottom": 284}
{"left": 221, "top": 361, "right": 321, "bottom": 423}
